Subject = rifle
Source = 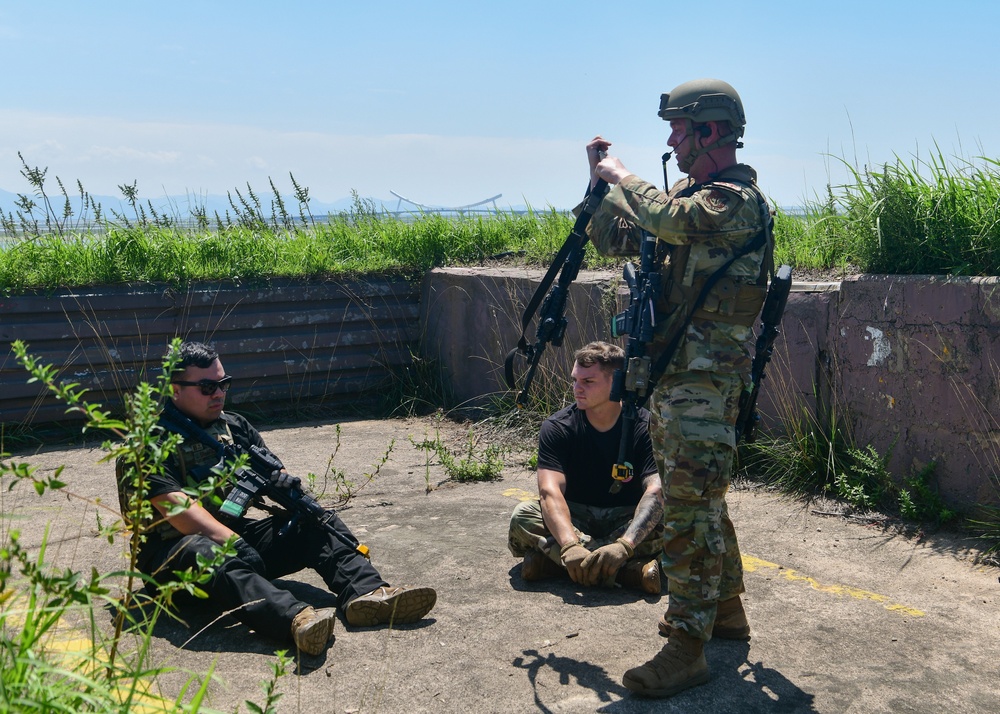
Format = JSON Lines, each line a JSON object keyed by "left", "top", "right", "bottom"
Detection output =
{"left": 606, "top": 231, "right": 660, "bottom": 493}
{"left": 735, "top": 264, "right": 792, "bottom": 443}
{"left": 504, "top": 179, "right": 610, "bottom": 407}
{"left": 609, "top": 251, "right": 792, "bottom": 488}
{"left": 159, "top": 406, "right": 370, "bottom": 559}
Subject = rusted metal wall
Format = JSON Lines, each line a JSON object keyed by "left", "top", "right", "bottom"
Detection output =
{"left": 0, "top": 277, "right": 420, "bottom": 425}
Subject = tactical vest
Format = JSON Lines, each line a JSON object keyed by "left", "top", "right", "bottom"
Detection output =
{"left": 656, "top": 176, "right": 774, "bottom": 328}
{"left": 116, "top": 417, "right": 235, "bottom": 540}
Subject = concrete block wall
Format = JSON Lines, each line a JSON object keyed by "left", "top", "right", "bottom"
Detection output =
{"left": 831, "top": 276, "right": 1000, "bottom": 506}
{"left": 419, "top": 266, "right": 616, "bottom": 413}
{"left": 420, "top": 267, "right": 1000, "bottom": 510}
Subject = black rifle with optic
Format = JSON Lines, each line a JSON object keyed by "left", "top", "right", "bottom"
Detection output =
{"left": 606, "top": 231, "right": 660, "bottom": 493}
{"left": 159, "top": 407, "right": 370, "bottom": 559}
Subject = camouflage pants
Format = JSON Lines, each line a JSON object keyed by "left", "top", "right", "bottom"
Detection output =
{"left": 649, "top": 369, "right": 746, "bottom": 641}
{"left": 508, "top": 499, "right": 664, "bottom": 584}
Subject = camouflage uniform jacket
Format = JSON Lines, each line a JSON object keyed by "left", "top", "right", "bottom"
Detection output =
{"left": 586, "top": 164, "right": 771, "bottom": 377}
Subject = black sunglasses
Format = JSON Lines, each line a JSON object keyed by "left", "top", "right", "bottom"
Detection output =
{"left": 172, "top": 376, "right": 233, "bottom": 395}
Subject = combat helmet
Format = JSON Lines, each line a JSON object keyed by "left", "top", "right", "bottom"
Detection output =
{"left": 658, "top": 79, "right": 745, "bottom": 170}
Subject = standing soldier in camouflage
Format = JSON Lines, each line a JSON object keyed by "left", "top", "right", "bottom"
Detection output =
{"left": 584, "top": 79, "right": 773, "bottom": 698}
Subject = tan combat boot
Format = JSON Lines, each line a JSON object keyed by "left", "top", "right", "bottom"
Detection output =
{"left": 345, "top": 585, "right": 437, "bottom": 627}
{"left": 290, "top": 606, "right": 337, "bottom": 656}
{"left": 622, "top": 630, "right": 709, "bottom": 698}
{"left": 712, "top": 595, "right": 751, "bottom": 639}
{"left": 616, "top": 558, "right": 662, "bottom": 595}
{"left": 520, "top": 550, "right": 566, "bottom": 581}
{"left": 657, "top": 595, "right": 750, "bottom": 640}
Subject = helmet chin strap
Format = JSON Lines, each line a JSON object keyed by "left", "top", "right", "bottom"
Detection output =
{"left": 676, "top": 119, "right": 741, "bottom": 174}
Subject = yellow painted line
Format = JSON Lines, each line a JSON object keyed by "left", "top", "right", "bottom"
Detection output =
{"left": 744, "top": 554, "right": 925, "bottom": 617}
{"left": 3, "top": 606, "right": 174, "bottom": 711}
{"left": 502, "top": 487, "right": 538, "bottom": 502}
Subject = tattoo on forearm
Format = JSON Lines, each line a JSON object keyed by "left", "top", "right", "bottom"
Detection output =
{"left": 625, "top": 489, "right": 664, "bottom": 546}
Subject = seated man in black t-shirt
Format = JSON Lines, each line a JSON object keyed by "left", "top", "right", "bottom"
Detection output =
{"left": 507, "top": 341, "right": 665, "bottom": 593}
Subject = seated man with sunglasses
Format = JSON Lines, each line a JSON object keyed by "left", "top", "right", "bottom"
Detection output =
{"left": 122, "top": 340, "right": 436, "bottom": 657}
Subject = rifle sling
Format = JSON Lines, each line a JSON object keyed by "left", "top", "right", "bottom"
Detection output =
{"left": 159, "top": 402, "right": 232, "bottom": 462}
{"left": 634, "top": 179, "right": 773, "bottom": 409}
{"left": 514, "top": 227, "right": 582, "bottom": 355}
{"left": 638, "top": 228, "right": 768, "bottom": 411}
{"left": 504, "top": 180, "right": 609, "bottom": 388}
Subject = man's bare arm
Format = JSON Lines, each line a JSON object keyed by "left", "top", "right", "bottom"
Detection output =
{"left": 620, "top": 472, "right": 664, "bottom": 549}
{"left": 537, "top": 468, "right": 579, "bottom": 548}
{"left": 152, "top": 491, "right": 237, "bottom": 544}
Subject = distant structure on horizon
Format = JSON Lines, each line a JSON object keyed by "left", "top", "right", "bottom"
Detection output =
{"left": 390, "top": 190, "right": 502, "bottom": 214}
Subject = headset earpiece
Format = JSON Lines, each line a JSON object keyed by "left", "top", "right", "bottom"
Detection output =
{"left": 696, "top": 125, "right": 711, "bottom": 139}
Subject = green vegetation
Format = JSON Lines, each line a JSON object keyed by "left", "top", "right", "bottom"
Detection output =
{"left": 410, "top": 425, "right": 505, "bottom": 484}
{"left": 305, "top": 423, "right": 394, "bottom": 505}
{"left": 772, "top": 150, "right": 1000, "bottom": 275}
{"left": 0, "top": 202, "right": 586, "bottom": 292}
{"left": 1, "top": 340, "right": 292, "bottom": 712}
{"left": 0, "top": 155, "right": 598, "bottom": 293}
{"left": 5, "top": 148, "right": 1000, "bottom": 295}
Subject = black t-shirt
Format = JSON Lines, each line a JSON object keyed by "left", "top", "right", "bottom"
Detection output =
{"left": 536, "top": 405, "right": 658, "bottom": 507}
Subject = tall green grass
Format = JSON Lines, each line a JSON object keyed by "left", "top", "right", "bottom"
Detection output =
{"left": 777, "top": 149, "right": 1000, "bottom": 275}
{"left": 7, "top": 148, "right": 1000, "bottom": 295}
{"left": 0, "top": 159, "right": 600, "bottom": 293}
{"left": 0, "top": 208, "right": 584, "bottom": 293}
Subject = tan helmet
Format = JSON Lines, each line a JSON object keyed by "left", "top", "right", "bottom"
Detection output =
{"left": 658, "top": 78, "right": 746, "bottom": 141}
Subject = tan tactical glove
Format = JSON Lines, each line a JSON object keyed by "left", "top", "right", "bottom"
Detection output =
{"left": 580, "top": 538, "right": 634, "bottom": 586}
{"left": 559, "top": 541, "right": 591, "bottom": 584}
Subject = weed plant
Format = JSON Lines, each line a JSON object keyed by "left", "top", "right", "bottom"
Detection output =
{"left": 410, "top": 426, "right": 505, "bottom": 484}
{"left": 1, "top": 339, "right": 293, "bottom": 713}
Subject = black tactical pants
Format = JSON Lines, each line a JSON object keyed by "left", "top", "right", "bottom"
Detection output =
{"left": 143, "top": 509, "right": 386, "bottom": 641}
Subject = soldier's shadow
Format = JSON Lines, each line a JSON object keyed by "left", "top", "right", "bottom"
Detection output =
{"left": 597, "top": 641, "right": 819, "bottom": 713}
{"left": 513, "top": 647, "right": 628, "bottom": 713}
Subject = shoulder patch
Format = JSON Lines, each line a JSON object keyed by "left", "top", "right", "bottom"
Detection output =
{"left": 704, "top": 189, "right": 730, "bottom": 212}
{"left": 707, "top": 180, "right": 755, "bottom": 202}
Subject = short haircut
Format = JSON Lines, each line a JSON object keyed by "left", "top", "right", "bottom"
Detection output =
{"left": 167, "top": 341, "right": 219, "bottom": 373}
{"left": 573, "top": 341, "right": 624, "bottom": 375}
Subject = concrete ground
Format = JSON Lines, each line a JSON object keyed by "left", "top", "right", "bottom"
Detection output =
{"left": 2, "top": 414, "right": 998, "bottom": 713}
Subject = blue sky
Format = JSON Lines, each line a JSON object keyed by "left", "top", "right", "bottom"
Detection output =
{"left": 1, "top": 1, "right": 997, "bottom": 212}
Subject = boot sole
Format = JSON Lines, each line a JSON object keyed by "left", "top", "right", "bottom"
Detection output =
{"left": 292, "top": 613, "right": 336, "bottom": 656}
